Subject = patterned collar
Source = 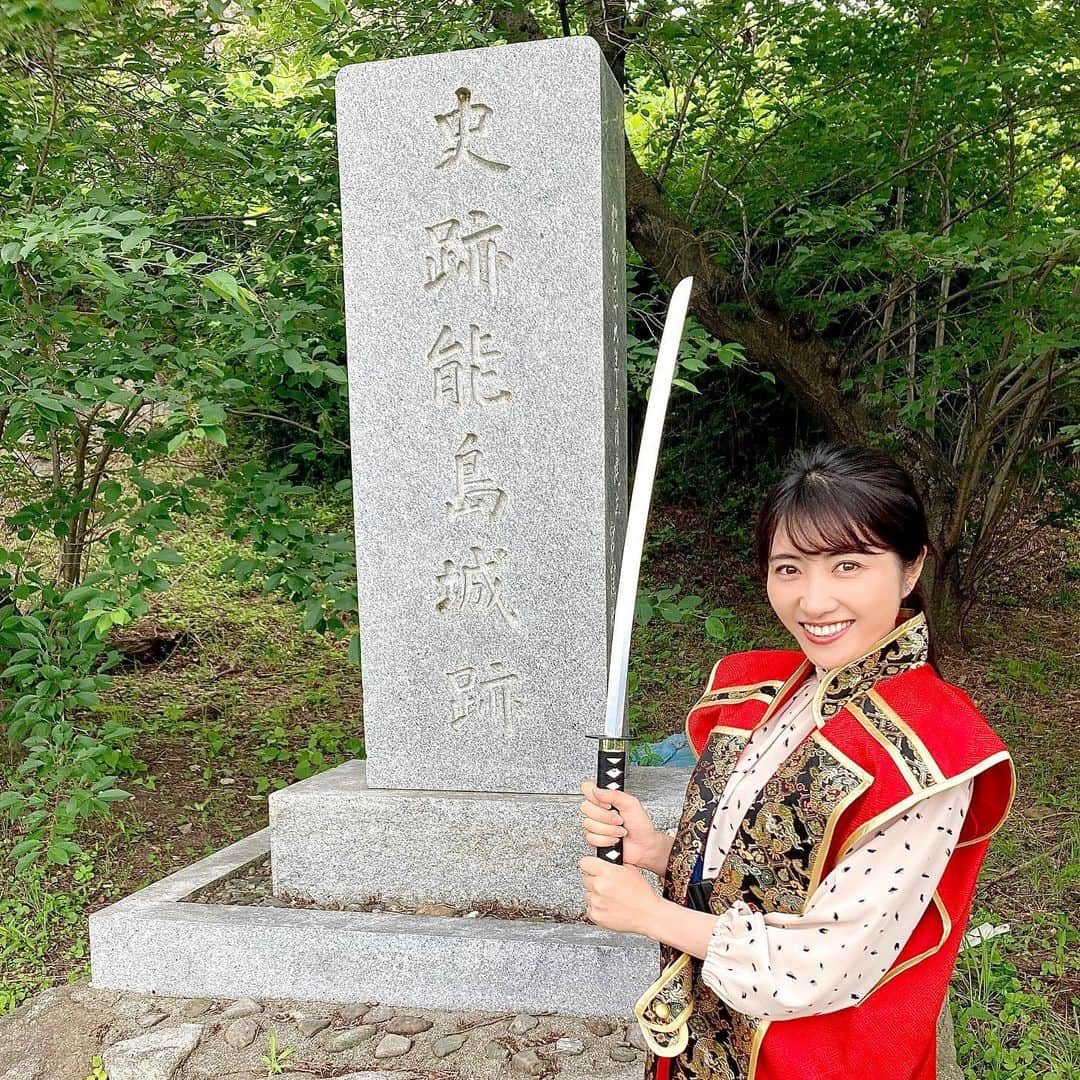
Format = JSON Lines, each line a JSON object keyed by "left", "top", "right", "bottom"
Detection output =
{"left": 802, "top": 608, "right": 930, "bottom": 727}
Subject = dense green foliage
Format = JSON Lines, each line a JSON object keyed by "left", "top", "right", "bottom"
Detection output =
{"left": 0, "top": 0, "right": 355, "bottom": 868}
{"left": 0, "top": 0, "right": 1074, "bottom": 863}
{"left": 0, "top": 4, "right": 1076, "bottom": 1068}
{"left": 596, "top": 0, "right": 1078, "bottom": 639}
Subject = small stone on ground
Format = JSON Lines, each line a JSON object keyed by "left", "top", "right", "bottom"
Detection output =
{"left": 509, "top": 1012, "right": 539, "bottom": 1034}
{"left": 221, "top": 996, "right": 261, "bottom": 1020}
{"left": 361, "top": 1004, "right": 395, "bottom": 1023}
{"left": 101, "top": 1023, "right": 203, "bottom": 1080}
{"left": 325, "top": 1025, "right": 377, "bottom": 1052}
{"left": 385, "top": 1014, "right": 432, "bottom": 1035}
{"left": 433, "top": 1032, "right": 467, "bottom": 1058}
{"left": 511, "top": 1047, "right": 547, "bottom": 1075}
{"left": 223, "top": 1017, "right": 258, "bottom": 1049}
{"left": 373, "top": 1032, "right": 412, "bottom": 1058}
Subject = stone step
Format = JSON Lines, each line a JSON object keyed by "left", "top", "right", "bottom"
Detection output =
{"left": 89, "top": 827, "right": 664, "bottom": 1017}
{"left": 268, "top": 759, "right": 689, "bottom": 912}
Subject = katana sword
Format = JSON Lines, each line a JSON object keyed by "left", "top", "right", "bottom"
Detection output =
{"left": 588, "top": 275, "right": 694, "bottom": 865}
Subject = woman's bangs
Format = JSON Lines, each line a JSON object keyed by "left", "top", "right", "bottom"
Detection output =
{"left": 780, "top": 501, "right": 883, "bottom": 558}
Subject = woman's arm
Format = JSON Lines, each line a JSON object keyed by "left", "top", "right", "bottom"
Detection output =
{"left": 643, "top": 831, "right": 676, "bottom": 879}
{"left": 647, "top": 895, "right": 723, "bottom": 959}
{"left": 641, "top": 778, "right": 974, "bottom": 1021}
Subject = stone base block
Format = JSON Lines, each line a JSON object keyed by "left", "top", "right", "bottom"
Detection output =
{"left": 89, "top": 827, "right": 666, "bottom": 1017}
{"left": 269, "top": 759, "right": 691, "bottom": 914}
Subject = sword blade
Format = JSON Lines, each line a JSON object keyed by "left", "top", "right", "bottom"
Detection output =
{"left": 604, "top": 276, "right": 694, "bottom": 738}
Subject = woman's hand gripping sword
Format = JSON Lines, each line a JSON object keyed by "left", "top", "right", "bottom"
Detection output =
{"left": 588, "top": 276, "right": 694, "bottom": 865}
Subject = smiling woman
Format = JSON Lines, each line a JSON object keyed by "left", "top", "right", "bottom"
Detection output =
{"left": 758, "top": 446, "right": 930, "bottom": 672}
{"left": 579, "top": 443, "right": 1016, "bottom": 1080}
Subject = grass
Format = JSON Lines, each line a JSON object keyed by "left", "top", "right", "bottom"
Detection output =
{"left": 0, "top": 504, "right": 364, "bottom": 1011}
{"left": 939, "top": 525, "right": 1080, "bottom": 1077}
{"left": 0, "top": 853, "right": 96, "bottom": 1013}
{"left": 1, "top": 495, "right": 1077, "bottom": 1078}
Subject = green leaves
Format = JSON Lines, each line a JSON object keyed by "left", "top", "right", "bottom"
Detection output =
{"left": 632, "top": 583, "right": 755, "bottom": 655}
{"left": 214, "top": 461, "right": 358, "bottom": 641}
{"left": 0, "top": 706, "right": 138, "bottom": 872}
{"left": 671, "top": 378, "right": 701, "bottom": 395}
{"left": 0, "top": 0, "right": 342, "bottom": 909}
{"left": 201, "top": 269, "right": 256, "bottom": 314}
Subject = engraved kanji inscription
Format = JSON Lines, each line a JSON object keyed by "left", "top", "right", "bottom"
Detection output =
{"left": 423, "top": 211, "right": 512, "bottom": 297}
{"left": 427, "top": 324, "right": 512, "bottom": 407}
{"left": 435, "top": 546, "right": 520, "bottom": 629}
{"left": 446, "top": 660, "right": 522, "bottom": 737}
{"left": 435, "top": 87, "right": 510, "bottom": 173}
{"left": 446, "top": 433, "right": 507, "bottom": 523}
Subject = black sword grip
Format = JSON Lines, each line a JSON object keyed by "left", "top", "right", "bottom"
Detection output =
{"left": 594, "top": 737, "right": 628, "bottom": 865}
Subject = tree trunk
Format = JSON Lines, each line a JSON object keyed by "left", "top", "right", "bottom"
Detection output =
{"left": 927, "top": 555, "right": 966, "bottom": 653}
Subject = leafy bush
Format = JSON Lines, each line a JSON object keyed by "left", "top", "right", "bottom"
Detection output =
{"left": 953, "top": 922, "right": 1080, "bottom": 1078}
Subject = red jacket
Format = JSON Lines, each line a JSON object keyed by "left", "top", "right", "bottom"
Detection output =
{"left": 643, "top": 610, "right": 1015, "bottom": 1080}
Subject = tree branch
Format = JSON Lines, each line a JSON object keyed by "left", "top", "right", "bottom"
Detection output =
{"left": 230, "top": 410, "right": 350, "bottom": 450}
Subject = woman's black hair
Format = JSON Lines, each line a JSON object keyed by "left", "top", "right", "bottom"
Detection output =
{"left": 754, "top": 442, "right": 939, "bottom": 671}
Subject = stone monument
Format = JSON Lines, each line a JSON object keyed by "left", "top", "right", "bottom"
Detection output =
{"left": 334, "top": 34, "right": 628, "bottom": 794}
{"left": 269, "top": 34, "right": 653, "bottom": 914}
{"left": 88, "top": 37, "right": 691, "bottom": 1016}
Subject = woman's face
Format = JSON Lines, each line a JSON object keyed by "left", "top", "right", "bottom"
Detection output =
{"left": 766, "top": 520, "right": 926, "bottom": 670}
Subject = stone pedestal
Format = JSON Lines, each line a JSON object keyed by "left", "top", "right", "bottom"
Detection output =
{"left": 90, "top": 763, "right": 693, "bottom": 1016}
{"left": 270, "top": 760, "right": 685, "bottom": 914}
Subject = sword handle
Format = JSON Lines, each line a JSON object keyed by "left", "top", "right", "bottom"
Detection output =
{"left": 594, "top": 737, "right": 628, "bottom": 865}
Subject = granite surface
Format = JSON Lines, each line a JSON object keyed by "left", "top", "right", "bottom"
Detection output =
{"left": 337, "top": 37, "right": 627, "bottom": 792}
